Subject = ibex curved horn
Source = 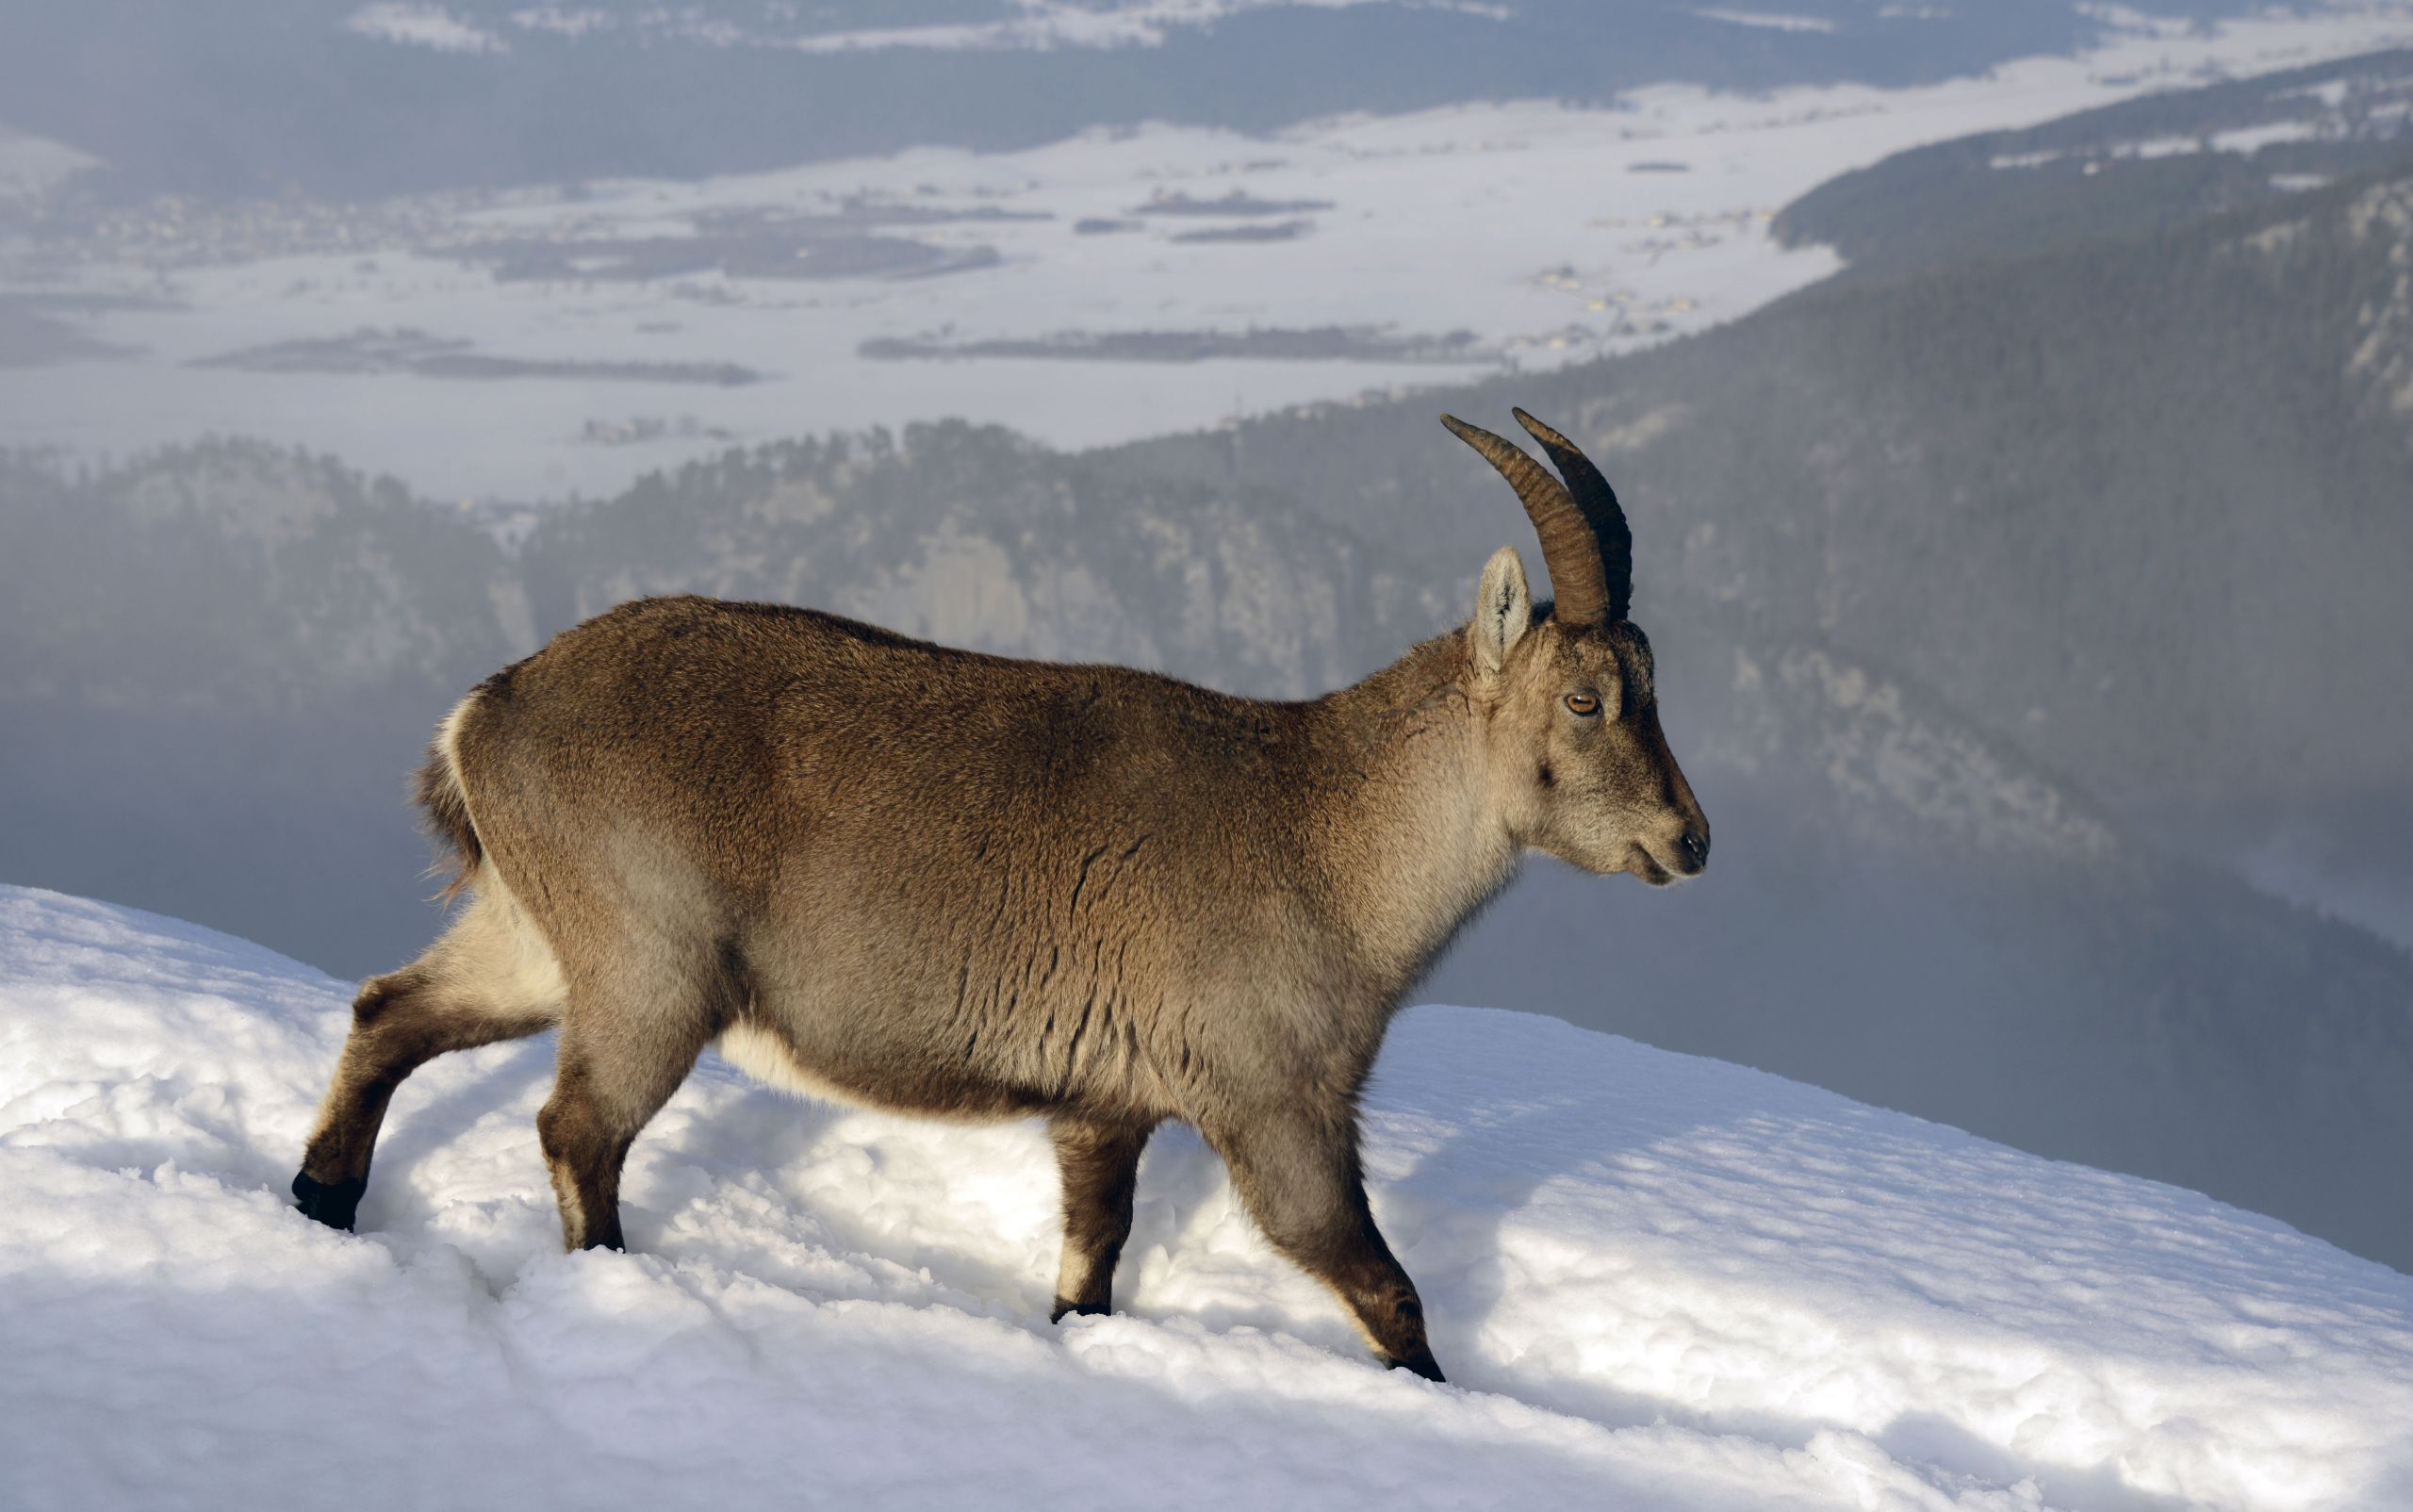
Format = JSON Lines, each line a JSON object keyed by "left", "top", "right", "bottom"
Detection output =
{"left": 1439, "top": 409, "right": 1633, "bottom": 625}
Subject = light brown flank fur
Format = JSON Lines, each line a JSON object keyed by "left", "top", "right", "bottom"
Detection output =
{"left": 294, "top": 409, "right": 1711, "bottom": 1383}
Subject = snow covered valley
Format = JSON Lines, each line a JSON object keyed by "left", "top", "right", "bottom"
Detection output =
{"left": 8, "top": 8, "right": 2413, "bottom": 501}
{"left": 4, "top": 884, "right": 2410, "bottom": 1511}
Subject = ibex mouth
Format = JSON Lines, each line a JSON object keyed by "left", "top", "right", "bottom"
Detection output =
{"left": 1627, "top": 845, "right": 1676, "bottom": 887}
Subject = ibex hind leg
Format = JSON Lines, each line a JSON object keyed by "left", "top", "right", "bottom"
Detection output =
{"left": 294, "top": 878, "right": 566, "bottom": 1230}
{"left": 535, "top": 943, "right": 739, "bottom": 1252}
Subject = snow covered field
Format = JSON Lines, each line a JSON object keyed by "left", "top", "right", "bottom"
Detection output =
{"left": 5, "top": 885, "right": 2410, "bottom": 1511}
{"left": 7, "top": 7, "right": 2413, "bottom": 501}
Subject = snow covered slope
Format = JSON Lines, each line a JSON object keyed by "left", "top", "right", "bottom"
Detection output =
{"left": 3, "top": 883, "right": 2408, "bottom": 1512}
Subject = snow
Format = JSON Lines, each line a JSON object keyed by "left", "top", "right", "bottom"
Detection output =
{"left": 2210, "top": 119, "right": 2326, "bottom": 155}
{"left": 773, "top": 1, "right": 1408, "bottom": 57}
{"left": 0, "top": 126, "right": 99, "bottom": 206}
{"left": 1689, "top": 8, "right": 1842, "bottom": 35}
{"left": 340, "top": 1, "right": 1453, "bottom": 57}
{"left": 4, "top": 884, "right": 2410, "bottom": 1510}
{"left": 1990, "top": 118, "right": 2330, "bottom": 172}
{"left": 345, "top": 5, "right": 512, "bottom": 56}
{"left": 8, "top": 8, "right": 2413, "bottom": 501}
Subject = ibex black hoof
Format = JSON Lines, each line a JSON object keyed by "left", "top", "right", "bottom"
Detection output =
{"left": 291, "top": 1171, "right": 368, "bottom": 1232}
{"left": 1386, "top": 1349, "right": 1446, "bottom": 1384}
{"left": 1050, "top": 1297, "right": 1109, "bottom": 1323}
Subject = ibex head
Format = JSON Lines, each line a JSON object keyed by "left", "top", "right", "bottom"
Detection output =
{"left": 1444, "top": 408, "right": 1710, "bottom": 886}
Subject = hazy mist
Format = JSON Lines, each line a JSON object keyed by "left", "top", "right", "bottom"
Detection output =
{"left": 4, "top": 1, "right": 2409, "bottom": 1277}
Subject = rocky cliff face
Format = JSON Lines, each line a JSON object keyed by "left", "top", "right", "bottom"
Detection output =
{"left": 2338, "top": 177, "right": 2413, "bottom": 439}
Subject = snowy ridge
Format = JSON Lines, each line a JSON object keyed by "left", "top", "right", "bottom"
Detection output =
{"left": 776, "top": 1, "right": 1403, "bottom": 57}
{"left": 337, "top": 2, "right": 1518, "bottom": 57}
{"left": 3, "top": 883, "right": 2409, "bottom": 1511}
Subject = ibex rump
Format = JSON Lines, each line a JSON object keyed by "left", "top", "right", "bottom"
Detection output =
{"left": 294, "top": 411, "right": 1709, "bottom": 1382}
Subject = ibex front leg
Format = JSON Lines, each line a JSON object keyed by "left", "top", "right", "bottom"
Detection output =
{"left": 1206, "top": 1100, "right": 1443, "bottom": 1382}
{"left": 1049, "top": 1117, "right": 1156, "bottom": 1322}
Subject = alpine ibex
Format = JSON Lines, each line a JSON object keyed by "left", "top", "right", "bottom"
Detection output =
{"left": 293, "top": 410, "right": 1709, "bottom": 1382}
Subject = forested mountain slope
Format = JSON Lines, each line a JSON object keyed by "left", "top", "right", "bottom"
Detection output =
{"left": 1773, "top": 45, "right": 2413, "bottom": 277}
{"left": 1114, "top": 158, "right": 2413, "bottom": 815}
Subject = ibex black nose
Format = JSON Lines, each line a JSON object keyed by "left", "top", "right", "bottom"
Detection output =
{"left": 1677, "top": 829, "right": 1710, "bottom": 873}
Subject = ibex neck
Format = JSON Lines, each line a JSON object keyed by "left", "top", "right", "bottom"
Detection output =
{"left": 1304, "top": 629, "right": 1520, "bottom": 1004}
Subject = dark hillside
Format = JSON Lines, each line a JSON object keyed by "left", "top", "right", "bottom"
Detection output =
{"left": 1106, "top": 163, "right": 2413, "bottom": 814}
{"left": 1772, "top": 47, "right": 2413, "bottom": 276}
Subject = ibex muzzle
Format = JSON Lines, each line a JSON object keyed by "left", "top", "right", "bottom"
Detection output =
{"left": 294, "top": 409, "right": 1708, "bottom": 1384}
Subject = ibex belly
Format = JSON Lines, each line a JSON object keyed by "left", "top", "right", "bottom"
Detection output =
{"left": 710, "top": 1010, "right": 1101, "bottom": 1122}
{"left": 715, "top": 911, "right": 1177, "bottom": 1125}
{"left": 712, "top": 1020, "right": 904, "bottom": 1111}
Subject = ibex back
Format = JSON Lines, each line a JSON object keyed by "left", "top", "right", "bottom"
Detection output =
{"left": 294, "top": 410, "right": 1709, "bottom": 1382}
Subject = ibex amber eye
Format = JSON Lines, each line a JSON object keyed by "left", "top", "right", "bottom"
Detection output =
{"left": 1565, "top": 693, "right": 1600, "bottom": 716}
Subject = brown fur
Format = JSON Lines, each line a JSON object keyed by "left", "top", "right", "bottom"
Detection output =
{"left": 298, "top": 449, "right": 1709, "bottom": 1383}
{"left": 413, "top": 710, "right": 484, "bottom": 903}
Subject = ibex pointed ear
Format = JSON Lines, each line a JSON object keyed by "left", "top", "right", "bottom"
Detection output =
{"left": 1470, "top": 546, "right": 1531, "bottom": 678}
